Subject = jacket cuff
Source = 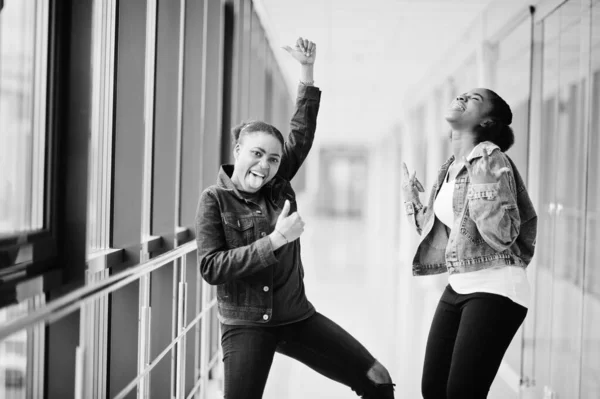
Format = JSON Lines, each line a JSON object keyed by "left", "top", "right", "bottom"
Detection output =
{"left": 256, "top": 236, "right": 278, "bottom": 267}
{"left": 468, "top": 182, "right": 500, "bottom": 200}
{"left": 297, "top": 83, "right": 322, "bottom": 100}
{"left": 404, "top": 201, "right": 423, "bottom": 215}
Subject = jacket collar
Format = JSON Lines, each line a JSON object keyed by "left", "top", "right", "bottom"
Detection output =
{"left": 438, "top": 141, "right": 501, "bottom": 186}
{"left": 466, "top": 141, "right": 500, "bottom": 162}
{"left": 442, "top": 141, "right": 500, "bottom": 167}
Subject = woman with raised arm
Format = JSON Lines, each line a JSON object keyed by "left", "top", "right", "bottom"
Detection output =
{"left": 196, "top": 37, "right": 395, "bottom": 399}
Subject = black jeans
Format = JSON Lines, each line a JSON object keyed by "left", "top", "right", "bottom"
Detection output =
{"left": 422, "top": 284, "right": 527, "bottom": 399}
{"left": 221, "top": 312, "right": 393, "bottom": 399}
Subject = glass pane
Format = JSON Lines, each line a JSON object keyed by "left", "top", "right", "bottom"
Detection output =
{"left": 581, "top": 4, "right": 600, "bottom": 398}
{"left": 0, "top": 303, "right": 29, "bottom": 399}
{"left": 184, "top": 253, "right": 198, "bottom": 397}
{"left": 493, "top": 17, "right": 532, "bottom": 378}
{"left": 141, "top": 0, "right": 157, "bottom": 242}
{"left": 149, "top": 263, "right": 174, "bottom": 398}
{"left": 495, "top": 17, "right": 532, "bottom": 170}
{"left": 532, "top": 10, "right": 561, "bottom": 395}
{"left": 548, "top": 2, "right": 586, "bottom": 397}
{"left": 0, "top": 0, "right": 44, "bottom": 235}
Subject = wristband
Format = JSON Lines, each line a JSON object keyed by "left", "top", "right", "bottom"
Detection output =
{"left": 275, "top": 229, "right": 288, "bottom": 244}
{"left": 404, "top": 201, "right": 423, "bottom": 216}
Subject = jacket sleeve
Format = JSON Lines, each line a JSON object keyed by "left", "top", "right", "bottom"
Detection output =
{"left": 195, "top": 190, "right": 278, "bottom": 285}
{"left": 276, "top": 84, "right": 322, "bottom": 181}
{"left": 467, "top": 152, "right": 520, "bottom": 252}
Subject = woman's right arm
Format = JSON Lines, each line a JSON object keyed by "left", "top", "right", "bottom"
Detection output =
{"left": 405, "top": 199, "right": 428, "bottom": 235}
{"left": 195, "top": 190, "right": 278, "bottom": 285}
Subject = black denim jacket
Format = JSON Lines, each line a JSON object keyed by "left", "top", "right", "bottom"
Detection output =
{"left": 195, "top": 84, "right": 321, "bottom": 324}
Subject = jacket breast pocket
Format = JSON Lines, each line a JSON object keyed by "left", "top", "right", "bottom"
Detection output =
{"left": 222, "top": 213, "right": 255, "bottom": 248}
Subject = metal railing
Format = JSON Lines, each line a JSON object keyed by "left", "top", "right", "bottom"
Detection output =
{"left": 0, "top": 241, "right": 222, "bottom": 399}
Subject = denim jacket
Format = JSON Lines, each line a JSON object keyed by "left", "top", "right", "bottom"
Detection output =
{"left": 195, "top": 84, "right": 321, "bottom": 324}
{"left": 408, "top": 142, "right": 538, "bottom": 276}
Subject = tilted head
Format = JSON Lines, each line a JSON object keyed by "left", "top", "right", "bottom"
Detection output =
{"left": 230, "top": 121, "right": 285, "bottom": 193}
{"left": 445, "top": 88, "right": 514, "bottom": 151}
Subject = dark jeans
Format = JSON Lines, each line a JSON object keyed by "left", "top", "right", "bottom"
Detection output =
{"left": 422, "top": 284, "right": 528, "bottom": 399}
{"left": 221, "top": 312, "right": 393, "bottom": 399}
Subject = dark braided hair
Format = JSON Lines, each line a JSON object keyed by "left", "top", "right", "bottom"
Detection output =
{"left": 231, "top": 120, "right": 284, "bottom": 148}
{"left": 473, "top": 89, "right": 515, "bottom": 152}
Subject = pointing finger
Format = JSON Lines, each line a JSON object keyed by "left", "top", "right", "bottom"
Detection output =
{"left": 494, "top": 167, "right": 510, "bottom": 179}
{"left": 462, "top": 157, "right": 472, "bottom": 175}
{"left": 482, "top": 149, "right": 489, "bottom": 165}
{"left": 402, "top": 162, "right": 410, "bottom": 180}
{"left": 414, "top": 177, "right": 425, "bottom": 192}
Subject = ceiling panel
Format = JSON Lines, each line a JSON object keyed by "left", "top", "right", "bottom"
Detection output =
{"left": 256, "top": 0, "right": 496, "bottom": 138}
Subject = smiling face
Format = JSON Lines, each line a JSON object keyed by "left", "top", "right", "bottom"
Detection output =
{"left": 231, "top": 132, "right": 283, "bottom": 193}
{"left": 445, "top": 88, "right": 494, "bottom": 131}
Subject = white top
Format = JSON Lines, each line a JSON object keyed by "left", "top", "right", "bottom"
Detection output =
{"left": 434, "top": 167, "right": 530, "bottom": 308}
{"left": 433, "top": 174, "right": 455, "bottom": 228}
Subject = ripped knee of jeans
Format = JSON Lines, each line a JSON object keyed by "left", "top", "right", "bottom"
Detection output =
{"left": 366, "top": 359, "right": 393, "bottom": 385}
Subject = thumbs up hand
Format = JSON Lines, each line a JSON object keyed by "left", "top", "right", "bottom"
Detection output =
{"left": 278, "top": 199, "right": 291, "bottom": 220}
{"left": 269, "top": 200, "right": 305, "bottom": 250}
{"left": 282, "top": 37, "right": 316, "bottom": 65}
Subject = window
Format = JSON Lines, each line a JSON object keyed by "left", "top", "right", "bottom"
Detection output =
{"left": 0, "top": 295, "right": 45, "bottom": 399}
{"left": 0, "top": 0, "right": 49, "bottom": 237}
{"left": 0, "top": 304, "right": 28, "bottom": 398}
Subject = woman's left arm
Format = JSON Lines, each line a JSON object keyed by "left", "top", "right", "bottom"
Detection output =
{"left": 278, "top": 38, "right": 321, "bottom": 181}
{"left": 464, "top": 149, "right": 520, "bottom": 252}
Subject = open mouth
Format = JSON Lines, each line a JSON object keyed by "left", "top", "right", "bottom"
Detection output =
{"left": 449, "top": 101, "right": 466, "bottom": 112}
{"left": 247, "top": 170, "right": 266, "bottom": 189}
{"left": 250, "top": 170, "right": 265, "bottom": 178}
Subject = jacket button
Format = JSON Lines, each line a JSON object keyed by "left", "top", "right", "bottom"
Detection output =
{"left": 263, "top": 314, "right": 269, "bottom": 320}
{"left": 263, "top": 286, "right": 269, "bottom": 292}
{"left": 261, "top": 232, "right": 266, "bottom": 237}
